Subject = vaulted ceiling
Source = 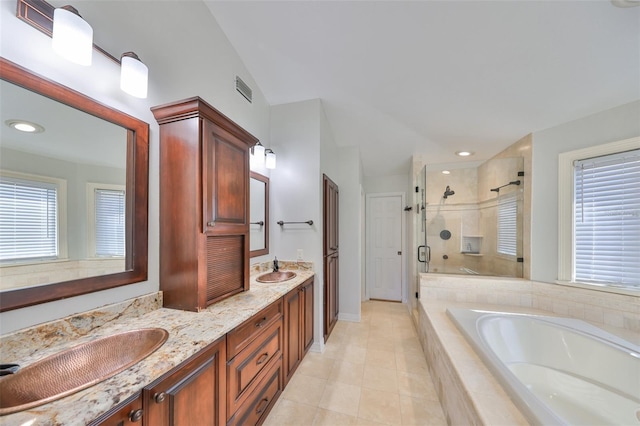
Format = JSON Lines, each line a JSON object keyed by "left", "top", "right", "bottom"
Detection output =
{"left": 206, "top": 1, "right": 640, "bottom": 176}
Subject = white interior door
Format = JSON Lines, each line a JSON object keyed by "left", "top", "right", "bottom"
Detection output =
{"left": 367, "top": 194, "right": 403, "bottom": 301}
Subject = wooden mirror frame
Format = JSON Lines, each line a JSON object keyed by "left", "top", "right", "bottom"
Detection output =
{"left": 249, "top": 171, "right": 269, "bottom": 258}
{"left": 0, "top": 58, "right": 149, "bottom": 312}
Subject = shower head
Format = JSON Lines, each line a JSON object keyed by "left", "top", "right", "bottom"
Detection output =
{"left": 443, "top": 186, "right": 455, "bottom": 199}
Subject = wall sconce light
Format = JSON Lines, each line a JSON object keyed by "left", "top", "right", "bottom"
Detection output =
{"left": 252, "top": 141, "right": 265, "bottom": 165}
{"left": 265, "top": 149, "right": 276, "bottom": 169}
{"left": 18, "top": 0, "right": 151, "bottom": 98}
{"left": 120, "top": 52, "right": 148, "bottom": 99}
{"left": 52, "top": 5, "right": 93, "bottom": 66}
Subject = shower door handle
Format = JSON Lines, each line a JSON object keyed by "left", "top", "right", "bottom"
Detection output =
{"left": 418, "top": 245, "right": 426, "bottom": 263}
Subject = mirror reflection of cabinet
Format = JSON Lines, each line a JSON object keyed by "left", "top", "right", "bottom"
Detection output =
{"left": 250, "top": 172, "right": 269, "bottom": 257}
{"left": 0, "top": 58, "right": 149, "bottom": 312}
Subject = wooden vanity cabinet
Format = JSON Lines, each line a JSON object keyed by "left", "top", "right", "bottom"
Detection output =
{"left": 226, "top": 301, "right": 284, "bottom": 425}
{"left": 302, "top": 278, "right": 314, "bottom": 353}
{"left": 152, "top": 97, "right": 257, "bottom": 311}
{"left": 89, "top": 392, "right": 144, "bottom": 426}
{"left": 283, "top": 277, "right": 314, "bottom": 384}
{"left": 143, "top": 336, "right": 227, "bottom": 426}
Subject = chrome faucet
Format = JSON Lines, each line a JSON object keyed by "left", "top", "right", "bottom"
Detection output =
{"left": 273, "top": 257, "right": 279, "bottom": 272}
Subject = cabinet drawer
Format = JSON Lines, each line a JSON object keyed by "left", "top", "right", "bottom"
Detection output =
{"left": 227, "top": 318, "right": 282, "bottom": 415}
{"left": 227, "top": 300, "right": 282, "bottom": 358}
{"left": 227, "top": 359, "right": 282, "bottom": 426}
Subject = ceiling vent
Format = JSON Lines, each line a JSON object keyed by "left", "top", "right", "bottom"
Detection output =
{"left": 235, "top": 76, "right": 252, "bottom": 103}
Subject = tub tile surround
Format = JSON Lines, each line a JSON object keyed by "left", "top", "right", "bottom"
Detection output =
{"left": 421, "top": 274, "right": 639, "bottom": 337}
{"left": 417, "top": 274, "right": 639, "bottom": 425}
{"left": 0, "top": 267, "right": 314, "bottom": 425}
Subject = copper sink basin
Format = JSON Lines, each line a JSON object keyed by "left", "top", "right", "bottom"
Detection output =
{"left": 0, "top": 328, "right": 169, "bottom": 415}
{"left": 256, "top": 271, "right": 297, "bottom": 283}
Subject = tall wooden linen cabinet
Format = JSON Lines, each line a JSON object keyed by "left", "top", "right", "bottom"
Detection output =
{"left": 323, "top": 174, "right": 339, "bottom": 342}
{"left": 152, "top": 97, "right": 257, "bottom": 311}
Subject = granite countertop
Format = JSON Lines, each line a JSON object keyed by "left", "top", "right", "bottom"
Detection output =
{"left": 0, "top": 267, "right": 314, "bottom": 426}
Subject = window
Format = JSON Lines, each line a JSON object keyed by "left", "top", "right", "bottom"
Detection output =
{"left": 497, "top": 193, "right": 518, "bottom": 257}
{"left": 87, "top": 183, "right": 125, "bottom": 257}
{"left": 573, "top": 149, "right": 639, "bottom": 287}
{"left": 0, "top": 172, "right": 67, "bottom": 263}
{"left": 558, "top": 137, "right": 640, "bottom": 290}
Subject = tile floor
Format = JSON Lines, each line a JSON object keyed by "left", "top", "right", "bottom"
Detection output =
{"left": 264, "top": 300, "right": 447, "bottom": 426}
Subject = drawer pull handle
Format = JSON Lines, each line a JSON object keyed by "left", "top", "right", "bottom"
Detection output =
{"left": 255, "top": 317, "right": 268, "bottom": 328}
{"left": 256, "top": 398, "right": 269, "bottom": 415}
{"left": 256, "top": 353, "right": 269, "bottom": 365}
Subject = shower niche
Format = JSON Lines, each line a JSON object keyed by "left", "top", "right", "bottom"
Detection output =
{"left": 461, "top": 235, "right": 482, "bottom": 255}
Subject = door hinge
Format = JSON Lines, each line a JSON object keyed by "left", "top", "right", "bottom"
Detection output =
{"left": 517, "top": 257, "right": 524, "bottom": 263}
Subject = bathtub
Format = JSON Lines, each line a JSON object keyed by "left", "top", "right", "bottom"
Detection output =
{"left": 447, "top": 308, "right": 640, "bottom": 426}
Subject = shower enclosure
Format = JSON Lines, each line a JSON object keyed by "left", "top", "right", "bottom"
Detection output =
{"left": 418, "top": 157, "right": 524, "bottom": 278}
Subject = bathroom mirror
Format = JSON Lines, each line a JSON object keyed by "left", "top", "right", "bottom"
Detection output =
{"left": 423, "top": 157, "right": 524, "bottom": 278}
{"left": 249, "top": 172, "right": 269, "bottom": 257}
{"left": 0, "top": 58, "right": 149, "bottom": 311}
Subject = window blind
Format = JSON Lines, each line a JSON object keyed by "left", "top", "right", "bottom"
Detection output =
{"left": 497, "top": 192, "right": 518, "bottom": 256}
{"left": 0, "top": 176, "right": 58, "bottom": 262}
{"left": 574, "top": 149, "right": 640, "bottom": 287}
{"left": 95, "top": 188, "right": 125, "bottom": 257}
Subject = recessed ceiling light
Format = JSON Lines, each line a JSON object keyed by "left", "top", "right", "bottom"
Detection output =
{"left": 455, "top": 151, "right": 473, "bottom": 157}
{"left": 442, "top": 170, "right": 451, "bottom": 174}
{"left": 6, "top": 119, "right": 45, "bottom": 133}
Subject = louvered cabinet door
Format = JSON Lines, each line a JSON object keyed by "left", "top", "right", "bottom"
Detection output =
{"left": 205, "top": 235, "right": 247, "bottom": 305}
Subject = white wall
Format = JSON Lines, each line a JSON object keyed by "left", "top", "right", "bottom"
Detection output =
{"left": 364, "top": 174, "right": 409, "bottom": 194}
{"left": 270, "top": 99, "right": 324, "bottom": 347}
{"left": 338, "top": 146, "right": 363, "bottom": 321}
{"left": 0, "top": 2, "right": 271, "bottom": 333}
{"left": 531, "top": 100, "right": 640, "bottom": 284}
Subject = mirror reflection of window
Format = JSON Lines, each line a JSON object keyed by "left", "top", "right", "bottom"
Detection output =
{"left": 0, "top": 171, "right": 67, "bottom": 263}
{"left": 88, "top": 184, "right": 126, "bottom": 258}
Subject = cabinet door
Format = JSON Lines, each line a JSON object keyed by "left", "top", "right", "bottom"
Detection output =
{"left": 324, "top": 254, "right": 339, "bottom": 342}
{"left": 323, "top": 175, "right": 339, "bottom": 255}
{"left": 202, "top": 119, "right": 249, "bottom": 234}
{"left": 283, "top": 288, "right": 302, "bottom": 385}
{"left": 144, "top": 337, "right": 226, "bottom": 426}
{"left": 301, "top": 278, "right": 314, "bottom": 354}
